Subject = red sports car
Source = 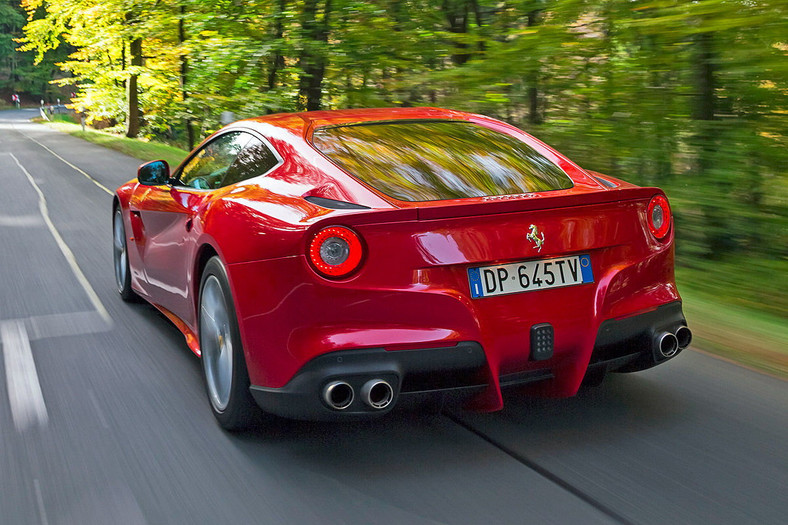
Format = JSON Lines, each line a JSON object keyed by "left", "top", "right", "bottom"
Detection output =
{"left": 113, "top": 107, "right": 690, "bottom": 429}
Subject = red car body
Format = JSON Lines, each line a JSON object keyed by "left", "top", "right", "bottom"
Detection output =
{"left": 113, "top": 107, "right": 689, "bottom": 422}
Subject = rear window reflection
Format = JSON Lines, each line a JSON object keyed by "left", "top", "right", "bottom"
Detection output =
{"left": 311, "top": 120, "right": 573, "bottom": 202}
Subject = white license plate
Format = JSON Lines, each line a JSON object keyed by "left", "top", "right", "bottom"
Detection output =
{"left": 468, "top": 254, "right": 594, "bottom": 298}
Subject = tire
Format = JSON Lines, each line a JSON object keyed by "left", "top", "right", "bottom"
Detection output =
{"left": 199, "top": 256, "right": 258, "bottom": 431}
{"left": 113, "top": 206, "right": 139, "bottom": 302}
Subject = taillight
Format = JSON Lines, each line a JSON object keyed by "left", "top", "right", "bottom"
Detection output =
{"left": 308, "top": 226, "right": 364, "bottom": 278}
{"left": 647, "top": 194, "right": 671, "bottom": 240}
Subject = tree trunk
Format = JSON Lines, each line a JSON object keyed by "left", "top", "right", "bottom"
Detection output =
{"left": 125, "top": 37, "right": 142, "bottom": 138}
{"left": 267, "top": 0, "right": 287, "bottom": 92}
{"left": 298, "top": 0, "right": 331, "bottom": 111}
{"left": 525, "top": 9, "right": 541, "bottom": 125}
{"left": 693, "top": 31, "right": 715, "bottom": 122}
{"left": 527, "top": 83, "right": 541, "bottom": 124}
{"left": 692, "top": 31, "right": 733, "bottom": 256}
{"left": 443, "top": 0, "right": 470, "bottom": 65}
{"left": 179, "top": 6, "right": 194, "bottom": 149}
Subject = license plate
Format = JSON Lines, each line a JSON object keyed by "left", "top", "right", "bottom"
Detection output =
{"left": 467, "top": 254, "right": 594, "bottom": 298}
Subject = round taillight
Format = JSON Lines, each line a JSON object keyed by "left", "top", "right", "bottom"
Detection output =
{"left": 308, "top": 226, "right": 364, "bottom": 278}
{"left": 647, "top": 195, "right": 671, "bottom": 240}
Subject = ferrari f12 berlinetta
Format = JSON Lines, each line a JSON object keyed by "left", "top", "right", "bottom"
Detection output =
{"left": 113, "top": 107, "right": 690, "bottom": 430}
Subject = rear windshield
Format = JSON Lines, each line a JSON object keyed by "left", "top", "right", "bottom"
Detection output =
{"left": 311, "top": 120, "right": 573, "bottom": 202}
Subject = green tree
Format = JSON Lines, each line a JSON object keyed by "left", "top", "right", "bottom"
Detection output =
{"left": 15, "top": 0, "right": 786, "bottom": 269}
{"left": 0, "top": 0, "right": 27, "bottom": 92}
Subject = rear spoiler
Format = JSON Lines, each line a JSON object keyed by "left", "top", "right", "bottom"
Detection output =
{"left": 415, "top": 187, "right": 664, "bottom": 220}
{"left": 307, "top": 186, "right": 665, "bottom": 228}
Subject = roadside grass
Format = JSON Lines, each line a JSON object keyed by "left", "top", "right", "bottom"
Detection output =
{"left": 38, "top": 116, "right": 787, "bottom": 379}
{"left": 676, "top": 257, "right": 787, "bottom": 318}
{"left": 677, "top": 280, "right": 787, "bottom": 378}
{"left": 43, "top": 118, "right": 188, "bottom": 168}
{"left": 675, "top": 257, "right": 786, "bottom": 378}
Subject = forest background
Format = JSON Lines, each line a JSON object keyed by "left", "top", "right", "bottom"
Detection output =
{"left": 1, "top": 0, "right": 786, "bottom": 372}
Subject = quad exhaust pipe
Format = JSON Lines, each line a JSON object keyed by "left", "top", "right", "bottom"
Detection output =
{"left": 361, "top": 379, "right": 394, "bottom": 410}
{"left": 323, "top": 381, "right": 354, "bottom": 410}
{"left": 322, "top": 378, "right": 395, "bottom": 411}
{"left": 655, "top": 332, "right": 679, "bottom": 358}
{"left": 675, "top": 326, "right": 692, "bottom": 349}
{"left": 654, "top": 326, "right": 692, "bottom": 359}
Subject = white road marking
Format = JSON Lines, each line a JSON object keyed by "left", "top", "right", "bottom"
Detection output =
{"left": 0, "top": 214, "right": 44, "bottom": 227}
{"left": 1, "top": 320, "right": 48, "bottom": 431}
{"left": 17, "top": 132, "right": 114, "bottom": 196}
{"left": 33, "top": 479, "right": 50, "bottom": 525}
{"left": 25, "top": 311, "right": 111, "bottom": 342}
{"left": 9, "top": 153, "right": 112, "bottom": 325}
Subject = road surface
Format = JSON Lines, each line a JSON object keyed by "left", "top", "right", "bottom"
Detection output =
{"left": 1, "top": 109, "right": 785, "bottom": 524}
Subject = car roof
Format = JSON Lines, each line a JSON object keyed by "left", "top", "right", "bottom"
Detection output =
{"left": 228, "top": 107, "right": 605, "bottom": 208}
{"left": 243, "top": 107, "right": 480, "bottom": 136}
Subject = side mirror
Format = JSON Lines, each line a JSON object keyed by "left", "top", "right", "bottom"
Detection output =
{"left": 137, "top": 160, "right": 170, "bottom": 186}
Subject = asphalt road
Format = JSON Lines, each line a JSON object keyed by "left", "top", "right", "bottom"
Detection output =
{"left": 0, "top": 109, "right": 786, "bottom": 525}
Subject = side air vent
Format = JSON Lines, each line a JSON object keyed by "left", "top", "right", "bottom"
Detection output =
{"left": 592, "top": 175, "right": 618, "bottom": 189}
{"left": 304, "top": 196, "right": 370, "bottom": 210}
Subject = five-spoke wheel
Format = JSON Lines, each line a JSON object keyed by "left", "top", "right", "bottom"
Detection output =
{"left": 113, "top": 206, "right": 138, "bottom": 301}
{"left": 199, "top": 256, "right": 257, "bottom": 430}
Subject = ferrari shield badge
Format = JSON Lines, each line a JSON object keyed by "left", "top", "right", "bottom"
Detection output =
{"left": 527, "top": 224, "right": 545, "bottom": 252}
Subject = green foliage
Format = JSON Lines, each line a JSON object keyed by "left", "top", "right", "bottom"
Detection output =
{"left": 0, "top": 1, "right": 25, "bottom": 58}
{"left": 0, "top": 0, "right": 66, "bottom": 97}
{"left": 13, "top": 0, "right": 788, "bottom": 317}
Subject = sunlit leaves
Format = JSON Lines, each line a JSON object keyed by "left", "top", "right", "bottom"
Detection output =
{"left": 13, "top": 0, "right": 786, "bottom": 261}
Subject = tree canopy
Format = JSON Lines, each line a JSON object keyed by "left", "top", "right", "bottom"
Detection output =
{"left": 8, "top": 0, "right": 788, "bottom": 270}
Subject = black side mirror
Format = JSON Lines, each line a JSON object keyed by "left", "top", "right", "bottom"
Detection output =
{"left": 137, "top": 160, "right": 170, "bottom": 186}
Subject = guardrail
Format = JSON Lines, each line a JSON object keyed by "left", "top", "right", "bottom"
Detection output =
{"left": 39, "top": 104, "right": 77, "bottom": 121}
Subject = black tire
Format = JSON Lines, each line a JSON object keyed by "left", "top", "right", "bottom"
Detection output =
{"left": 199, "top": 256, "right": 259, "bottom": 431}
{"left": 113, "top": 206, "right": 139, "bottom": 302}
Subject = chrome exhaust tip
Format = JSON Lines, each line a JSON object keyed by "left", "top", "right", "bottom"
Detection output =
{"left": 323, "top": 381, "right": 354, "bottom": 410}
{"left": 675, "top": 326, "right": 692, "bottom": 349}
{"left": 360, "top": 379, "right": 394, "bottom": 410}
{"left": 656, "top": 332, "right": 679, "bottom": 359}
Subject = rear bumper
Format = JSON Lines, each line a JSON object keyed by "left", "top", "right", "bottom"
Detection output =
{"left": 589, "top": 301, "right": 688, "bottom": 373}
{"left": 249, "top": 301, "right": 687, "bottom": 420}
{"left": 250, "top": 341, "right": 493, "bottom": 420}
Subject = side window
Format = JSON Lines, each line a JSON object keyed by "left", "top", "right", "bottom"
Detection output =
{"left": 221, "top": 137, "right": 279, "bottom": 187}
{"left": 178, "top": 132, "right": 251, "bottom": 189}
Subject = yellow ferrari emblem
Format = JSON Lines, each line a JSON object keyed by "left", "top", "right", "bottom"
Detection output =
{"left": 527, "top": 224, "right": 545, "bottom": 252}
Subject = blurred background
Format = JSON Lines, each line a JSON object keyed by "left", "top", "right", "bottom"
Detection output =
{"left": 2, "top": 0, "right": 786, "bottom": 375}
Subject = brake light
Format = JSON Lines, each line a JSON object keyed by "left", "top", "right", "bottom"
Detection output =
{"left": 647, "top": 195, "right": 671, "bottom": 240}
{"left": 308, "top": 226, "right": 364, "bottom": 278}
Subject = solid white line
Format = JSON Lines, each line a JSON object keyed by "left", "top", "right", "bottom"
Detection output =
{"left": 25, "top": 311, "right": 111, "bottom": 342}
{"left": 0, "top": 214, "right": 44, "bottom": 227}
{"left": 10, "top": 153, "right": 112, "bottom": 325}
{"left": 20, "top": 132, "right": 113, "bottom": 196}
{"left": 33, "top": 479, "right": 50, "bottom": 525}
{"left": 1, "top": 320, "right": 48, "bottom": 432}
